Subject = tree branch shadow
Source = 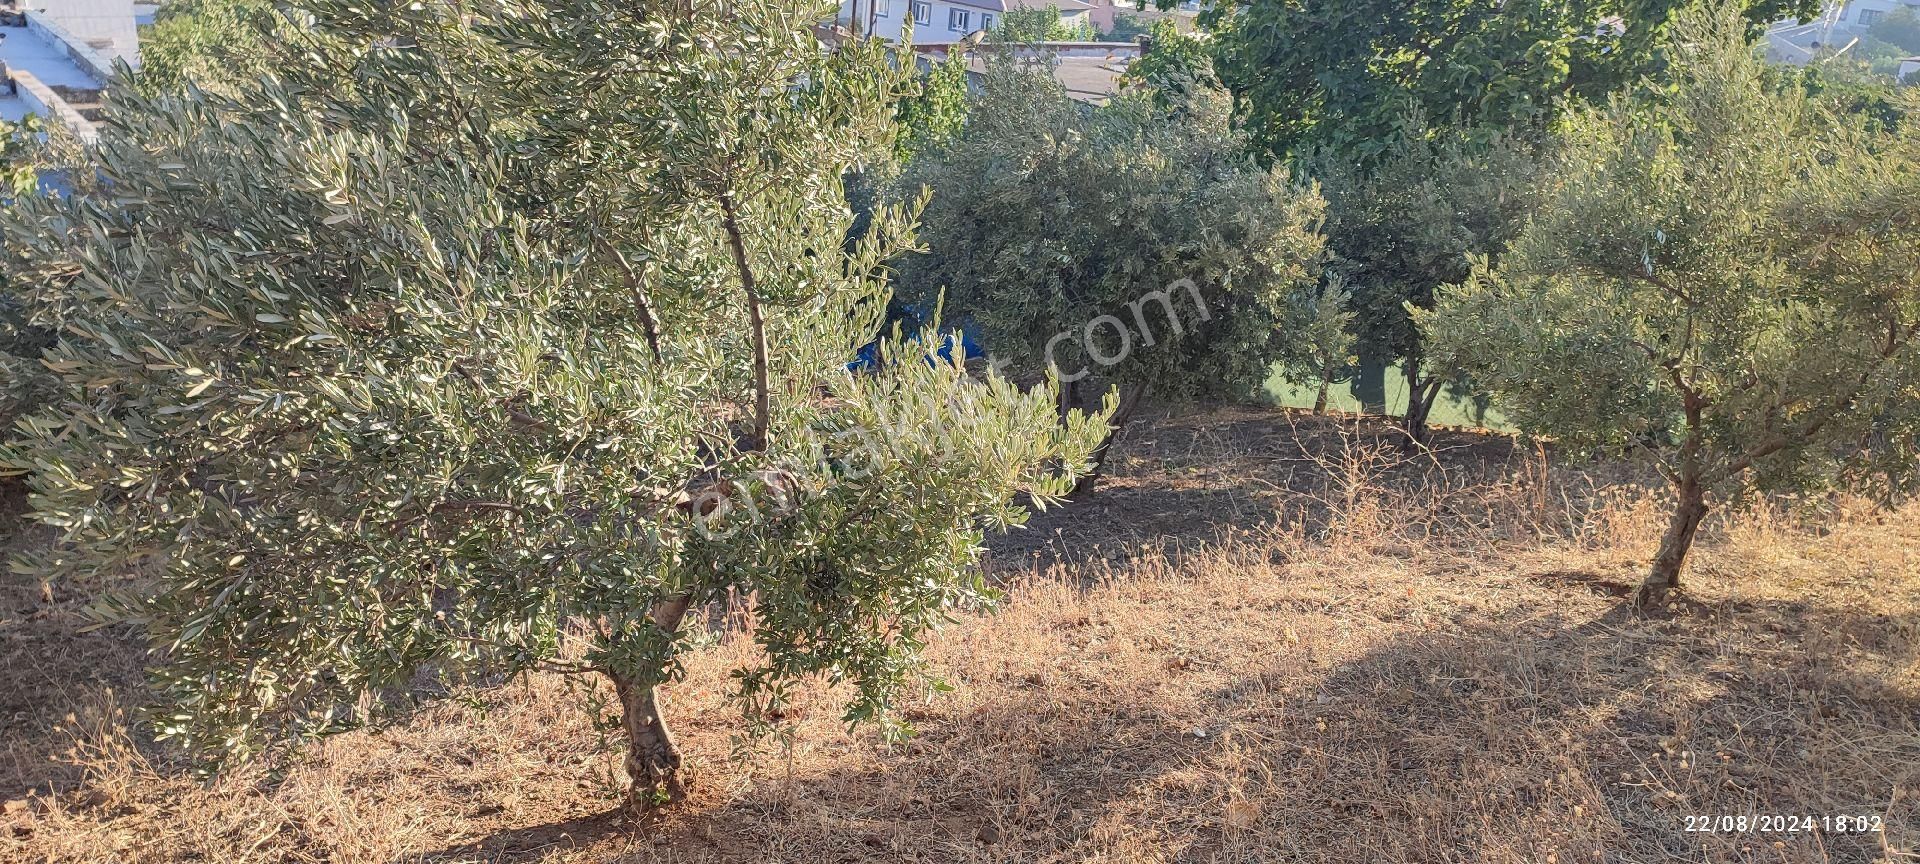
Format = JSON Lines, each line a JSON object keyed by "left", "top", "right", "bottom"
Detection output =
{"left": 408, "top": 587, "right": 1918, "bottom": 863}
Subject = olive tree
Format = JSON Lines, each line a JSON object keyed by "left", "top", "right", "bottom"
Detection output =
{"left": 1, "top": 116, "right": 58, "bottom": 434}
{"left": 135, "top": 0, "right": 276, "bottom": 94}
{"left": 1277, "top": 273, "right": 1355, "bottom": 415}
{"left": 894, "top": 65, "right": 1325, "bottom": 492}
{"left": 0, "top": 0, "right": 1107, "bottom": 809}
{"left": 0, "top": 281, "right": 55, "bottom": 437}
{"left": 1123, "top": 18, "right": 1213, "bottom": 104}
{"left": 1426, "top": 7, "right": 1920, "bottom": 610}
{"left": 991, "top": 6, "right": 1094, "bottom": 42}
{"left": 1301, "top": 126, "right": 1540, "bottom": 442}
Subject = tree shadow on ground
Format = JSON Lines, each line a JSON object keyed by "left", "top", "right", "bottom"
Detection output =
{"left": 420, "top": 808, "right": 632, "bottom": 862}
{"left": 10, "top": 407, "right": 1911, "bottom": 863}
{"left": 413, "top": 575, "right": 1919, "bottom": 863}
{"left": 0, "top": 407, "right": 1533, "bottom": 802}
{"left": 0, "top": 477, "right": 150, "bottom": 800}
{"left": 986, "top": 406, "right": 1567, "bottom": 573}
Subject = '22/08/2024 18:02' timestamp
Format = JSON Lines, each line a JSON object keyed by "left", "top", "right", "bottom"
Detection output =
{"left": 1683, "top": 814, "right": 1884, "bottom": 834}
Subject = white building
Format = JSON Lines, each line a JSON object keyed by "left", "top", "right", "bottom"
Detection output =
{"left": 1829, "top": 0, "right": 1920, "bottom": 30}
{"left": 1768, "top": 2, "right": 1920, "bottom": 65}
{"left": 839, "top": 0, "right": 1095, "bottom": 45}
{"left": 26, "top": 0, "right": 140, "bottom": 69}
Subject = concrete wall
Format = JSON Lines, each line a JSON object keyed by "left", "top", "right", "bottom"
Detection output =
{"left": 7, "top": 68, "right": 99, "bottom": 143}
{"left": 25, "top": 13, "right": 113, "bottom": 83}
{"left": 914, "top": 40, "right": 1140, "bottom": 60}
{"left": 26, "top": 0, "right": 138, "bottom": 78}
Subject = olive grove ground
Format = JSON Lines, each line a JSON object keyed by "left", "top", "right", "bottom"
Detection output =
{"left": 3, "top": 407, "right": 1915, "bottom": 863}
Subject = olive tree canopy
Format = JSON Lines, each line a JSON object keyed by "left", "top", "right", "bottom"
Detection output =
{"left": 1426, "top": 7, "right": 1920, "bottom": 609}
{"left": 1, "top": 0, "right": 1107, "bottom": 808}
{"left": 895, "top": 66, "right": 1325, "bottom": 490}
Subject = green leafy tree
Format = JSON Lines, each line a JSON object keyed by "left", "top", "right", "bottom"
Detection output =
{"left": 1278, "top": 273, "right": 1356, "bottom": 414}
{"left": 895, "top": 65, "right": 1325, "bottom": 492}
{"left": 1102, "top": 12, "right": 1152, "bottom": 41}
{"left": 1123, "top": 18, "right": 1213, "bottom": 100}
{"left": 894, "top": 55, "right": 971, "bottom": 162}
{"left": 1, "top": 116, "right": 58, "bottom": 435}
{"left": 1869, "top": 6, "right": 1920, "bottom": 54}
{"left": 1425, "top": 7, "right": 1920, "bottom": 610}
{"left": 1204, "top": 0, "right": 1822, "bottom": 163}
{"left": 1301, "top": 125, "right": 1541, "bottom": 442}
{"left": 993, "top": 6, "right": 1094, "bottom": 41}
{"left": 135, "top": 0, "right": 277, "bottom": 93}
{"left": 1, "top": 0, "right": 1106, "bottom": 809}
{"left": 1773, "top": 62, "right": 1909, "bottom": 134}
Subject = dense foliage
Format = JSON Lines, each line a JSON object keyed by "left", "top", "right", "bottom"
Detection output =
{"left": 135, "top": 0, "right": 277, "bottom": 94}
{"left": 1202, "top": 0, "right": 1822, "bottom": 163}
{"left": 1427, "top": 7, "right": 1920, "bottom": 608}
{"left": 1301, "top": 126, "right": 1541, "bottom": 441}
{"left": 893, "top": 55, "right": 971, "bottom": 162}
{"left": 0, "top": 296, "right": 55, "bottom": 436}
{"left": 1123, "top": 18, "right": 1213, "bottom": 101}
{"left": 1868, "top": 6, "right": 1920, "bottom": 55}
{"left": 0, "top": 116, "right": 57, "bottom": 434}
{"left": 992, "top": 6, "right": 1095, "bottom": 41}
{"left": 1101, "top": 11, "right": 1151, "bottom": 41}
{"left": 0, "top": 0, "right": 1106, "bottom": 808}
{"left": 895, "top": 64, "right": 1325, "bottom": 489}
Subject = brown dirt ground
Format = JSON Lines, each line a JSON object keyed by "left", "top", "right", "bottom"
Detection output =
{"left": 2, "top": 407, "right": 1916, "bottom": 863}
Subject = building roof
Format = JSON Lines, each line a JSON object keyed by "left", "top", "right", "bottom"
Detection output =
{"left": 1, "top": 24, "right": 101, "bottom": 124}
{"left": 961, "top": 53, "right": 1130, "bottom": 104}
{"left": 1041, "top": 55, "right": 1128, "bottom": 104}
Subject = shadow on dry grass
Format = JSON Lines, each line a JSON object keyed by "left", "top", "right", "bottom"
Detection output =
{"left": 404, "top": 557, "right": 1917, "bottom": 864}
{"left": 4, "top": 407, "right": 1917, "bottom": 863}
{"left": 989, "top": 407, "right": 1635, "bottom": 573}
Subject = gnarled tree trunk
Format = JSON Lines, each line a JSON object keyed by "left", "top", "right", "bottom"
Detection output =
{"left": 1070, "top": 382, "right": 1147, "bottom": 498}
{"left": 1401, "top": 356, "right": 1443, "bottom": 447}
{"left": 611, "top": 669, "right": 685, "bottom": 810}
{"left": 1635, "top": 475, "right": 1708, "bottom": 611}
{"left": 608, "top": 593, "right": 694, "bottom": 811}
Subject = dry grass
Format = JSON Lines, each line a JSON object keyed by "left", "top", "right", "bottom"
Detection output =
{"left": 2, "top": 408, "right": 1916, "bottom": 863}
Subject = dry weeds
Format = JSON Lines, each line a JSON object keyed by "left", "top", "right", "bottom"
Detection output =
{"left": 2, "top": 409, "right": 1915, "bottom": 863}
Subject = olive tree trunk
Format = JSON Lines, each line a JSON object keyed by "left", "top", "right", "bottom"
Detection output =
{"left": 1634, "top": 475, "right": 1708, "bottom": 611}
{"left": 1401, "top": 357, "right": 1443, "bottom": 446}
{"left": 610, "top": 670, "right": 684, "bottom": 809}
{"left": 1069, "top": 382, "right": 1147, "bottom": 498}
{"left": 607, "top": 594, "right": 694, "bottom": 811}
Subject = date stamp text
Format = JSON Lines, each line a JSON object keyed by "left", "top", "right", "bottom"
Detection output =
{"left": 1683, "top": 814, "right": 1883, "bottom": 834}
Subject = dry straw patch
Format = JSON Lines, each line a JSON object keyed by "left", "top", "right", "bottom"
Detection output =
{"left": 3, "top": 409, "right": 1916, "bottom": 863}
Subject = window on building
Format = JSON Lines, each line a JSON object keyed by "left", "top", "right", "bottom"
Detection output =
{"left": 980, "top": 12, "right": 995, "bottom": 30}
{"left": 1860, "top": 8, "right": 1885, "bottom": 25}
{"left": 948, "top": 7, "right": 971, "bottom": 30}
{"left": 874, "top": 0, "right": 889, "bottom": 17}
{"left": 911, "top": 0, "right": 930, "bottom": 24}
